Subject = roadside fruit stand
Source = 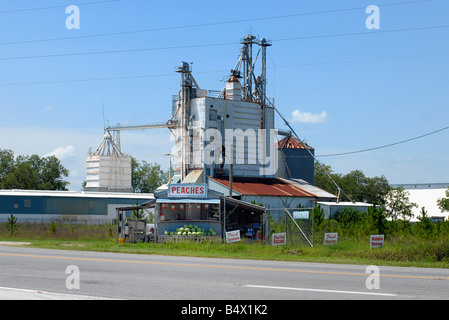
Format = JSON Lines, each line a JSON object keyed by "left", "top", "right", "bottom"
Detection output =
{"left": 116, "top": 183, "right": 267, "bottom": 243}
{"left": 154, "top": 184, "right": 223, "bottom": 242}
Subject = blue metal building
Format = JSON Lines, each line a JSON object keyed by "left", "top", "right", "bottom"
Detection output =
{"left": 0, "top": 190, "right": 154, "bottom": 224}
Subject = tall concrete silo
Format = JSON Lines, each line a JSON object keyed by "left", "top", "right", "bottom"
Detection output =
{"left": 85, "top": 131, "right": 132, "bottom": 193}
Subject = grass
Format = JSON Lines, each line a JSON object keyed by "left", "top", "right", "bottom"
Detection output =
{"left": 1, "top": 222, "right": 449, "bottom": 269}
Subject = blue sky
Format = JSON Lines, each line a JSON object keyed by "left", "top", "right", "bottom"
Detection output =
{"left": 0, "top": 0, "right": 448, "bottom": 190}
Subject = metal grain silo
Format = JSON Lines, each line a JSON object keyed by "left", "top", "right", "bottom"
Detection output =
{"left": 277, "top": 136, "right": 315, "bottom": 185}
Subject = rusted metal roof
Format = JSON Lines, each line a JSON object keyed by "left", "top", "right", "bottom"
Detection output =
{"left": 278, "top": 136, "right": 314, "bottom": 150}
{"left": 209, "top": 176, "right": 318, "bottom": 197}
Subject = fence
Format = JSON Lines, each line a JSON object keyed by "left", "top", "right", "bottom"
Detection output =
{"left": 264, "top": 208, "right": 314, "bottom": 247}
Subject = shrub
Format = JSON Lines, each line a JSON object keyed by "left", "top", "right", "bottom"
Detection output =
{"left": 45, "top": 221, "right": 57, "bottom": 235}
{"left": 6, "top": 214, "right": 18, "bottom": 235}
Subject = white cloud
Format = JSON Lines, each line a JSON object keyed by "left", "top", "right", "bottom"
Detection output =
{"left": 44, "top": 145, "right": 77, "bottom": 160}
{"left": 291, "top": 110, "right": 329, "bottom": 124}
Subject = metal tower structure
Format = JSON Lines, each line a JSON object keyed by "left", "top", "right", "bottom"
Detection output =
{"left": 91, "top": 131, "right": 123, "bottom": 157}
{"left": 103, "top": 35, "right": 274, "bottom": 182}
{"left": 228, "top": 35, "right": 272, "bottom": 128}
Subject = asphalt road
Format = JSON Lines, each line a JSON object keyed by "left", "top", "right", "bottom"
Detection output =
{"left": 0, "top": 245, "right": 448, "bottom": 301}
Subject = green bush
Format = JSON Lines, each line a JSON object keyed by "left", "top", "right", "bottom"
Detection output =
{"left": 45, "top": 221, "right": 57, "bottom": 235}
{"left": 6, "top": 214, "right": 18, "bottom": 235}
{"left": 317, "top": 206, "right": 449, "bottom": 244}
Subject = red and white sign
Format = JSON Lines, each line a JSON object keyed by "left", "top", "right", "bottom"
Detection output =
{"left": 168, "top": 184, "right": 207, "bottom": 198}
{"left": 324, "top": 233, "right": 338, "bottom": 245}
{"left": 370, "top": 235, "right": 385, "bottom": 248}
{"left": 272, "top": 233, "right": 287, "bottom": 246}
{"left": 226, "top": 230, "right": 241, "bottom": 243}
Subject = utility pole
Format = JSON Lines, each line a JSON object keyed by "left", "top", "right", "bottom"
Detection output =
{"left": 175, "top": 62, "right": 193, "bottom": 181}
{"left": 229, "top": 146, "right": 233, "bottom": 198}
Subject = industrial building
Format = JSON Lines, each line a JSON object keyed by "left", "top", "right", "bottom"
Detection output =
{"left": 85, "top": 131, "right": 132, "bottom": 193}
{"left": 0, "top": 35, "right": 342, "bottom": 238}
{"left": 105, "top": 35, "right": 298, "bottom": 183}
{"left": 110, "top": 35, "right": 343, "bottom": 244}
{"left": 0, "top": 35, "right": 358, "bottom": 235}
{"left": 0, "top": 121, "right": 152, "bottom": 225}
{"left": 163, "top": 35, "right": 336, "bottom": 212}
{"left": 316, "top": 201, "right": 374, "bottom": 220}
{"left": 391, "top": 183, "right": 449, "bottom": 221}
{"left": 0, "top": 189, "right": 153, "bottom": 224}
{"left": 276, "top": 135, "right": 315, "bottom": 185}
{"left": 208, "top": 176, "right": 336, "bottom": 209}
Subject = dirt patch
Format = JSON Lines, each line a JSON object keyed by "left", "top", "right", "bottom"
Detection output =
{"left": 60, "top": 244, "right": 85, "bottom": 247}
{"left": 0, "top": 241, "right": 31, "bottom": 246}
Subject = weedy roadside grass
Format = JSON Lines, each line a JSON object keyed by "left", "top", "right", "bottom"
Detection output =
{"left": 1, "top": 222, "right": 448, "bottom": 269}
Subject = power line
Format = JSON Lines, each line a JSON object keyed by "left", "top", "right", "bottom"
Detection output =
{"left": 272, "top": 25, "right": 449, "bottom": 43}
{"left": 0, "top": 42, "right": 237, "bottom": 61}
{"left": 0, "top": 0, "right": 432, "bottom": 46}
{"left": 0, "top": 50, "right": 447, "bottom": 87}
{"left": 0, "top": 24, "right": 448, "bottom": 62}
{"left": 268, "top": 97, "right": 355, "bottom": 202}
{"left": 0, "top": 73, "right": 175, "bottom": 87}
{"left": 274, "top": 52, "right": 449, "bottom": 69}
{"left": 316, "top": 125, "right": 449, "bottom": 157}
{"left": 0, "top": 0, "right": 120, "bottom": 14}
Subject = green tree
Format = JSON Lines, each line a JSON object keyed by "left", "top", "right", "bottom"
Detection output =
{"left": 335, "top": 207, "right": 364, "bottom": 228}
{"left": 132, "top": 158, "right": 168, "bottom": 193}
{"left": 363, "top": 175, "right": 391, "bottom": 206}
{"left": 437, "top": 188, "right": 449, "bottom": 213}
{"left": 0, "top": 149, "right": 14, "bottom": 182}
{"left": 417, "top": 207, "right": 432, "bottom": 234}
{"left": 39, "top": 156, "right": 70, "bottom": 190}
{"left": 0, "top": 150, "right": 69, "bottom": 190}
{"left": 6, "top": 214, "right": 18, "bottom": 235}
{"left": 314, "top": 163, "right": 391, "bottom": 205}
{"left": 132, "top": 203, "right": 146, "bottom": 219}
{"left": 384, "top": 186, "right": 417, "bottom": 221}
{"left": 314, "top": 162, "right": 342, "bottom": 196}
{"left": 313, "top": 205, "right": 325, "bottom": 231}
{"left": 368, "top": 206, "right": 387, "bottom": 235}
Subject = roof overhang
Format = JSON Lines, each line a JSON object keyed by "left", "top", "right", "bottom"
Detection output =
{"left": 221, "top": 196, "right": 265, "bottom": 215}
{"left": 156, "top": 198, "right": 220, "bottom": 204}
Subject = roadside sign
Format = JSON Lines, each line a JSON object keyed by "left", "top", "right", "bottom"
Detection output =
{"left": 226, "top": 230, "right": 241, "bottom": 243}
{"left": 293, "top": 211, "right": 309, "bottom": 220}
{"left": 370, "top": 235, "right": 385, "bottom": 248}
{"left": 168, "top": 184, "right": 207, "bottom": 198}
{"left": 324, "top": 233, "right": 338, "bottom": 245}
{"left": 272, "top": 233, "right": 287, "bottom": 246}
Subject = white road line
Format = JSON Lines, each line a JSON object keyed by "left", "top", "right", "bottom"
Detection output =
{"left": 245, "top": 284, "right": 398, "bottom": 297}
{"left": 0, "top": 286, "right": 117, "bottom": 300}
